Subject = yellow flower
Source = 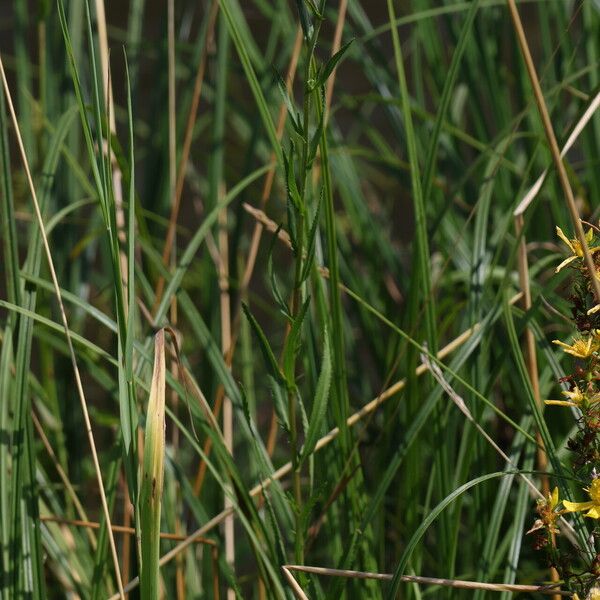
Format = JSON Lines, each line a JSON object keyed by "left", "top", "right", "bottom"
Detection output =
{"left": 527, "top": 487, "right": 562, "bottom": 534}
{"left": 545, "top": 385, "right": 586, "bottom": 408}
{"left": 555, "top": 226, "right": 600, "bottom": 273}
{"left": 552, "top": 334, "right": 600, "bottom": 359}
{"left": 545, "top": 386, "right": 600, "bottom": 409}
{"left": 563, "top": 479, "right": 600, "bottom": 519}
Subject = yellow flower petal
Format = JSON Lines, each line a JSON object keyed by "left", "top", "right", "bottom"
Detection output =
{"left": 555, "top": 255, "right": 577, "bottom": 273}
{"left": 563, "top": 389, "right": 580, "bottom": 400}
{"left": 555, "top": 226, "right": 600, "bottom": 272}
{"left": 562, "top": 500, "right": 594, "bottom": 513}
{"left": 544, "top": 400, "right": 577, "bottom": 407}
{"left": 547, "top": 386, "right": 600, "bottom": 409}
{"left": 552, "top": 336, "right": 600, "bottom": 358}
{"left": 550, "top": 487, "right": 559, "bottom": 510}
{"left": 552, "top": 339, "right": 573, "bottom": 351}
{"left": 556, "top": 226, "right": 576, "bottom": 253}
{"left": 586, "top": 506, "right": 600, "bottom": 519}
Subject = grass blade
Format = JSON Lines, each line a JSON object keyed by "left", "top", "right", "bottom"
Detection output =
{"left": 140, "top": 329, "right": 167, "bottom": 599}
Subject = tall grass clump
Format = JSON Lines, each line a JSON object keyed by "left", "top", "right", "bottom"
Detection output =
{"left": 1, "top": 0, "right": 600, "bottom": 598}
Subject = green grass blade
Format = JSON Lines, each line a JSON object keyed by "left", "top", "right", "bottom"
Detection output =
{"left": 219, "top": 0, "right": 282, "bottom": 167}
{"left": 386, "top": 472, "right": 507, "bottom": 598}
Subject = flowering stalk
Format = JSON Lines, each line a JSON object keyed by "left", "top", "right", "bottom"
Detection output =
{"left": 530, "top": 224, "right": 600, "bottom": 598}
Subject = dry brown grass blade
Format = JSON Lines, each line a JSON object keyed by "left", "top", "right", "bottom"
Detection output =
{"left": 211, "top": 546, "right": 221, "bottom": 600}
{"left": 513, "top": 219, "right": 547, "bottom": 461}
{"left": 242, "top": 202, "right": 292, "bottom": 247}
{"left": 281, "top": 567, "right": 310, "bottom": 600}
{"left": 218, "top": 201, "right": 236, "bottom": 600}
{"left": 421, "top": 352, "right": 535, "bottom": 489}
{"left": 282, "top": 565, "right": 572, "bottom": 596}
{"left": 39, "top": 515, "right": 216, "bottom": 545}
{"left": 0, "top": 54, "right": 125, "bottom": 600}
{"left": 506, "top": 0, "right": 600, "bottom": 304}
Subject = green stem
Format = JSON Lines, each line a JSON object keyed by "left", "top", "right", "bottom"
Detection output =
{"left": 286, "top": 14, "right": 326, "bottom": 565}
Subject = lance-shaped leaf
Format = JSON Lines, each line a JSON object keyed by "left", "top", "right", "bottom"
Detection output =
{"left": 283, "top": 296, "right": 311, "bottom": 382}
{"left": 312, "top": 39, "right": 354, "bottom": 90}
{"left": 140, "top": 329, "right": 166, "bottom": 600}
{"left": 274, "top": 69, "right": 303, "bottom": 137}
{"left": 299, "top": 330, "right": 331, "bottom": 465}
{"left": 242, "top": 303, "right": 286, "bottom": 385}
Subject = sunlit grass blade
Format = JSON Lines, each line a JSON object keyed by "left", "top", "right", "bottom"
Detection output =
{"left": 140, "top": 329, "right": 167, "bottom": 599}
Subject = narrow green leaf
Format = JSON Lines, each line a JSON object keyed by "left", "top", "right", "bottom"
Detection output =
{"left": 124, "top": 49, "right": 136, "bottom": 379}
{"left": 307, "top": 87, "right": 325, "bottom": 168}
{"left": 386, "top": 0, "right": 436, "bottom": 353}
{"left": 0, "top": 84, "right": 20, "bottom": 306}
{"left": 283, "top": 296, "right": 311, "bottom": 381}
{"left": 267, "top": 225, "right": 293, "bottom": 320}
{"left": 387, "top": 472, "right": 507, "bottom": 598}
{"left": 268, "top": 375, "right": 290, "bottom": 433}
{"left": 242, "top": 303, "right": 285, "bottom": 385}
{"left": 283, "top": 144, "right": 303, "bottom": 213}
{"left": 274, "top": 68, "right": 303, "bottom": 136}
{"left": 299, "top": 330, "right": 331, "bottom": 464}
{"left": 300, "top": 191, "right": 322, "bottom": 283}
{"left": 313, "top": 39, "right": 354, "bottom": 89}
{"left": 57, "top": 0, "right": 105, "bottom": 214}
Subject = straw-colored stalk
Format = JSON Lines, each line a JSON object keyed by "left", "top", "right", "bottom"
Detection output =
{"left": 281, "top": 565, "right": 570, "bottom": 597}
{"left": 140, "top": 329, "right": 167, "bottom": 599}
